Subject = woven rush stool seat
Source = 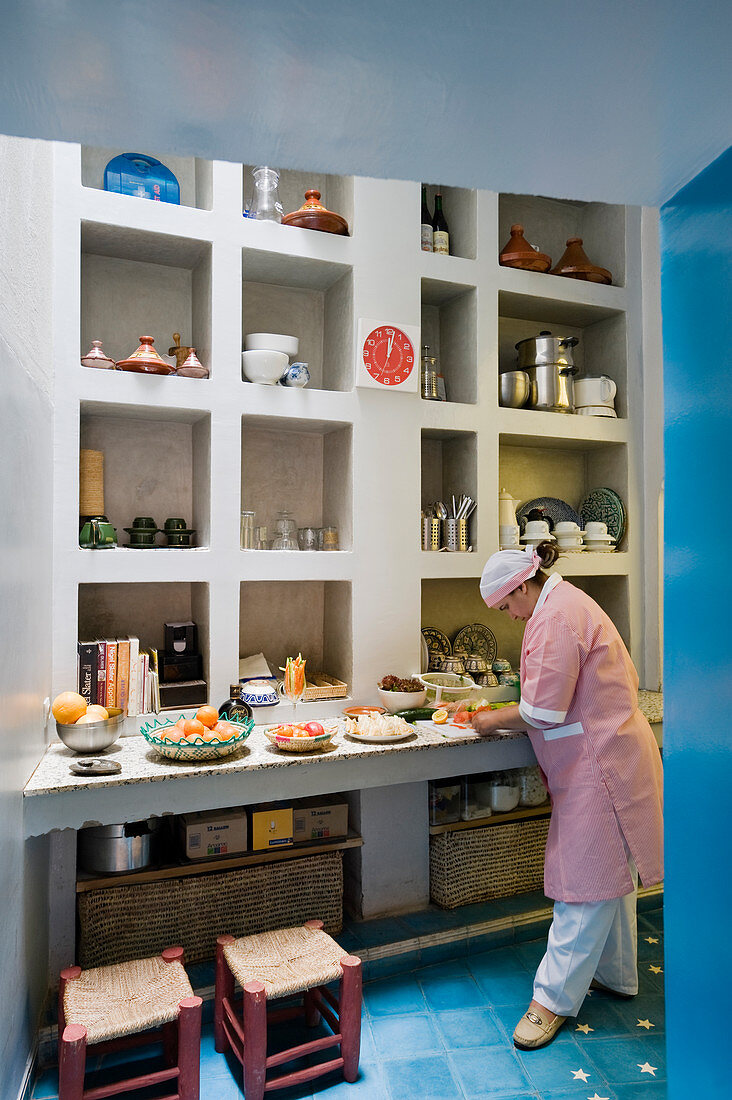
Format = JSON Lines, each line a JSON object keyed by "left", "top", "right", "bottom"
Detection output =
{"left": 215, "top": 920, "right": 362, "bottom": 1099}
{"left": 58, "top": 946, "right": 202, "bottom": 1100}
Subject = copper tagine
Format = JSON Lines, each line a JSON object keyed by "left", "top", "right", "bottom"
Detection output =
{"left": 550, "top": 237, "right": 612, "bottom": 284}
{"left": 176, "top": 347, "right": 209, "bottom": 378}
{"left": 499, "top": 224, "right": 551, "bottom": 273}
{"left": 116, "top": 336, "right": 176, "bottom": 375}
{"left": 282, "top": 190, "right": 349, "bottom": 235}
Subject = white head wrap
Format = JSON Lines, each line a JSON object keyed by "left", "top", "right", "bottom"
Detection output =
{"left": 480, "top": 546, "right": 541, "bottom": 607}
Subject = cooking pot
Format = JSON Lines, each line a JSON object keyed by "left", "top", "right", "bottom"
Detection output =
{"left": 525, "top": 363, "right": 576, "bottom": 413}
{"left": 77, "top": 818, "right": 160, "bottom": 874}
{"left": 515, "top": 331, "right": 579, "bottom": 369}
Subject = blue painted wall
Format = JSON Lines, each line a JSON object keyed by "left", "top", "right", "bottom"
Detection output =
{"left": 661, "top": 146, "right": 732, "bottom": 1097}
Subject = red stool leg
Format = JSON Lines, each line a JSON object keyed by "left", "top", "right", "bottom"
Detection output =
{"left": 241, "top": 981, "right": 267, "bottom": 1100}
{"left": 161, "top": 946, "right": 187, "bottom": 1066}
{"left": 304, "top": 986, "right": 321, "bottom": 1026}
{"left": 58, "top": 966, "right": 81, "bottom": 1037}
{"left": 339, "top": 956, "right": 362, "bottom": 1083}
{"left": 58, "top": 1024, "right": 87, "bottom": 1100}
{"left": 177, "top": 995, "right": 203, "bottom": 1100}
{"left": 215, "top": 934, "right": 235, "bottom": 1054}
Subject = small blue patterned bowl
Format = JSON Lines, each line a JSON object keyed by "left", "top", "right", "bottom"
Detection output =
{"left": 280, "top": 362, "right": 310, "bottom": 388}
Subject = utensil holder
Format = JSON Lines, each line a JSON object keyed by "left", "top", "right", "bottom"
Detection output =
{"left": 446, "top": 517, "right": 468, "bottom": 552}
{"left": 422, "top": 517, "right": 442, "bottom": 551}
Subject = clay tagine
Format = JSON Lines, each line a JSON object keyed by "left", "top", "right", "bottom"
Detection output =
{"left": 176, "top": 347, "right": 209, "bottom": 379}
{"left": 116, "top": 336, "right": 176, "bottom": 375}
{"left": 499, "top": 224, "right": 551, "bottom": 273}
{"left": 282, "top": 190, "right": 349, "bottom": 235}
{"left": 550, "top": 237, "right": 612, "bottom": 284}
{"left": 80, "top": 339, "right": 116, "bottom": 370}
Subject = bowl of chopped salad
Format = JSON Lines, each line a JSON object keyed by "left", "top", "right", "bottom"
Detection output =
{"left": 377, "top": 674, "right": 427, "bottom": 713}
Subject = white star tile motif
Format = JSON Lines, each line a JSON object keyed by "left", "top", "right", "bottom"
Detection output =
{"left": 649, "top": 964, "right": 663, "bottom": 974}
{"left": 637, "top": 1018, "right": 655, "bottom": 1029}
{"left": 586, "top": 1094, "right": 610, "bottom": 1100}
{"left": 645, "top": 935, "right": 659, "bottom": 943}
{"left": 571, "top": 1068, "right": 591, "bottom": 1082}
{"left": 575, "top": 1022, "right": 594, "bottom": 1034}
{"left": 638, "top": 1061, "right": 658, "bottom": 1076}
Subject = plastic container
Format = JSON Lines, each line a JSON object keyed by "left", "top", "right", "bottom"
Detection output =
{"left": 518, "top": 765, "right": 549, "bottom": 807}
{"left": 460, "top": 776, "right": 492, "bottom": 821}
{"left": 429, "top": 780, "right": 461, "bottom": 825}
{"left": 486, "top": 770, "right": 521, "bottom": 812}
{"left": 103, "top": 153, "right": 180, "bottom": 204}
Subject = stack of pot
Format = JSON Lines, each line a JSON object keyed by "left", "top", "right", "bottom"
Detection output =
{"left": 514, "top": 331, "right": 579, "bottom": 414}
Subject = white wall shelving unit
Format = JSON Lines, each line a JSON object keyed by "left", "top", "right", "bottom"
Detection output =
{"left": 50, "top": 146, "right": 655, "bottom": 728}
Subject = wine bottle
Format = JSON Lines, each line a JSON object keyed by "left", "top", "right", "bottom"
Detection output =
{"left": 432, "top": 192, "right": 449, "bottom": 255}
{"left": 219, "top": 682, "right": 252, "bottom": 721}
{"left": 421, "top": 185, "right": 433, "bottom": 252}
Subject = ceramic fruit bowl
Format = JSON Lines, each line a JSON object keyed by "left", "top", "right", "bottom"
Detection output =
{"left": 377, "top": 687, "right": 427, "bottom": 713}
{"left": 56, "top": 708, "right": 124, "bottom": 753}
{"left": 264, "top": 725, "right": 336, "bottom": 752}
{"left": 140, "top": 713, "right": 253, "bottom": 761}
{"left": 242, "top": 349, "right": 290, "bottom": 385}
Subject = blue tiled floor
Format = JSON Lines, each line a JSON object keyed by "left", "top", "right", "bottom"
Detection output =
{"left": 33, "top": 908, "right": 666, "bottom": 1099}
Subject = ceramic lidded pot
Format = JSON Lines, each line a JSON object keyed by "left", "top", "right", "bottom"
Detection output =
{"left": 462, "top": 653, "right": 488, "bottom": 675}
{"left": 116, "top": 336, "right": 176, "bottom": 375}
{"left": 499, "top": 224, "right": 551, "bottom": 272}
{"left": 81, "top": 340, "right": 116, "bottom": 369}
{"left": 439, "top": 654, "right": 466, "bottom": 675}
{"left": 176, "top": 348, "right": 209, "bottom": 379}
{"left": 280, "top": 362, "right": 310, "bottom": 388}
{"left": 282, "top": 190, "right": 349, "bottom": 235}
{"left": 550, "top": 237, "right": 612, "bottom": 284}
{"left": 123, "top": 516, "right": 160, "bottom": 547}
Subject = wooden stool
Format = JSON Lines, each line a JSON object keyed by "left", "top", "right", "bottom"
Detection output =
{"left": 58, "top": 946, "right": 202, "bottom": 1100}
{"left": 214, "top": 920, "right": 362, "bottom": 1099}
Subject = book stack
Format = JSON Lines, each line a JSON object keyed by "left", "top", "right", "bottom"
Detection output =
{"left": 77, "top": 639, "right": 160, "bottom": 716}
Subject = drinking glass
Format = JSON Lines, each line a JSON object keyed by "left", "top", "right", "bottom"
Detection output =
{"left": 278, "top": 655, "right": 306, "bottom": 722}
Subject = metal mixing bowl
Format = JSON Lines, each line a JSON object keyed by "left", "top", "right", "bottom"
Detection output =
{"left": 56, "top": 707, "right": 124, "bottom": 753}
{"left": 499, "top": 370, "right": 530, "bottom": 408}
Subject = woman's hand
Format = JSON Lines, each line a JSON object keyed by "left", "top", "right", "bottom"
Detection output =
{"left": 472, "top": 704, "right": 526, "bottom": 736}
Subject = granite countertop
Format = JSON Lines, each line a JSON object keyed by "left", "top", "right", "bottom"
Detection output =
{"left": 24, "top": 720, "right": 526, "bottom": 799}
{"left": 638, "top": 690, "right": 663, "bottom": 724}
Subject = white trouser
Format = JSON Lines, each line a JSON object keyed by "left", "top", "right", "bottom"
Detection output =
{"left": 533, "top": 856, "right": 639, "bottom": 1017}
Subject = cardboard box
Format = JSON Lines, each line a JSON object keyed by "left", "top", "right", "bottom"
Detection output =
{"left": 293, "top": 795, "right": 349, "bottom": 842}
{"left": 159, "top": 679, "right": 207, "bottom": 709}
{"left": 249, "top": 804, "right": 293, "bottom": 850}
{"left": 179, "top": 808, "right": 247, "bottom": 860}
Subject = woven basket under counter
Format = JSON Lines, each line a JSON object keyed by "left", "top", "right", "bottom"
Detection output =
{"left": 429, "top": 816, "right": 550, "bottom": 909}
{"left": 77, "top": 851, "right": 343, "bottom": 969}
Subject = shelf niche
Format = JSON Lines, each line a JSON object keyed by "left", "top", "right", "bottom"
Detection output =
{"left": 81, "top": 223, "right": 212, "bottom": 376}
{"left": 498, "top": 192, "right": 626, "bottom": 289}
{"left": 242, "top": 165, "right": 354, "bottom": 236}
{"left": 80, "top": 404, "right": 211, "bottom": 549}
{"left": 421, "top": 279, "right": 478, "bottom": 405}
{"left": 242, "top": 259, "right": 353, "bottom": 393}
{"left": 241, "top": 415, "right": 352, "bottom": 551}
{"left": 78, "top": 581, "right": 210, "bottom": 702}
{"left": 421, "top": 429, "right": 478, "bottom": 551}
{"left": 421, "top": 183, "right": 477, "bottom": 261}
{"left": 239, "top": 580, "right": 352, "bottom": 699}
{"left": 499, "top": 438, "right": 628, "bottom": 551}
{"left": 81, "top": 146, "right": 214, "bottom": 210}
{"left": 498, "top": 310, "right": 628, "bottom": 419}
{"left": 421, "top": 577, "right": 514, "bottom": 663}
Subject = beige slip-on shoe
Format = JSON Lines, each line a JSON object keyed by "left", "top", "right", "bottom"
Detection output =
{"left": 590, "top": 978, "right": 635, "bottom": 1000}
{"left": 513, "top": 1006, "right": 567, "bottom": 1050}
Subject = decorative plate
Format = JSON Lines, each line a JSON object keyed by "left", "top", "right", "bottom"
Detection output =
{"left": 344, "top": 727, "right": 415, "bottom": 744}
{"left": 516, "top": 497, "right": 583, "bottom": 533}
{"left": 421, "top": 628, "right": 452, "bottom": 671}
{"left": 579, "top": 488, "right": 626, "bottom": 544}
{"left": 453, "top": 623, "right": 498, "bottom": 664}
{"left": 420, "top": 633, "right": 429, "bottom": 674}
{"left": 140, "top": 714, "right": 254, "bottom": 761}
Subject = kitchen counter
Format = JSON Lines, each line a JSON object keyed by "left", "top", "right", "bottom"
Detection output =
{"left": 23, "top": 722, "right": 535, "bottom": 837}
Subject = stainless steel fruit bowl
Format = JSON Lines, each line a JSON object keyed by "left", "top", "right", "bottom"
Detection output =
{"left": 55, "top": 707, "right": 124, "bottom": 753}
{"left": 499, "top": 370, "right": 530, "bottom": 408}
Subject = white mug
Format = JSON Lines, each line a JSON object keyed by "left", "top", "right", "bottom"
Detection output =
{"left": 555, "top": 521, "right": 581, "bottom": 535}
{"left": 524, "top": 519, "right": 550, "bottom": 538}
{"left": 574, "top": 376, "right": 617, "bottom": 407}
{"left": 585, "top": 520, "right": 608, "bottom": 537}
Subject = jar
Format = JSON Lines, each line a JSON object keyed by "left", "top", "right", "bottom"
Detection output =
{"left": 250, "top": 166, "right": 283, "bottom": 223}
{"left": 319, "top": 526, "right": 339, "bottom": 551}
{"left": 298, "top": 526, "right": 319, "bottom": 551}
{"left": 486, "top": 770, "right": 521, "bottom": 813}
{"left": 240, "top": 510, "right": 255, "bottom": 549}
{"left": 429, "top": 780, "right": 461, "bottom": 825}
{"left": 275, "top": 511, "right": 297, "bottom": 536}
{"left": 518, "top": 765, "right": 548, "bottom": 807}
{"left": 254, "top": 525, "right": 269, "bottom": 550}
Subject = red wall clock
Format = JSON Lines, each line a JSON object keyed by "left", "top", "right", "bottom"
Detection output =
{"left": 356, "top": 318, "right": 420, "bottom": 391}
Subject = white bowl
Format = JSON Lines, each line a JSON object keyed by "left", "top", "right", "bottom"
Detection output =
{"left": 245, "top": 333, "right": 299, "bottom": 357}
{"left": 242, "top": 349, "right": 289, "bottom": 385}
{"left": 377, "top": 687, "right": 427, "bottom": 713}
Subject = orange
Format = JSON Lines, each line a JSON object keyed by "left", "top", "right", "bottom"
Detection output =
{"left": 160, "top": 728, "right": 187, "bottom": 743}
{"left": 182, "top": 718, "right": 205, "bottom": 738}
{"left": 52, "top": 691, "right": 87, "bottom": 724}
{"left": 86, "top": 704, "right": 109, "bottom": 721}
{"left": 195, "top": 705, "right": 219, "bottom": 729}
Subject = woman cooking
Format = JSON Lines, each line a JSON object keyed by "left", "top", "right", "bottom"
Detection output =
{"left": 473, "top": 542, "right": 663, "bottom": 1051}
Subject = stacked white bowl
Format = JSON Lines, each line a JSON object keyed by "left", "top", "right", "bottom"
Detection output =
{"left": 520, "top": 519, "right": 555, "bottom": 547}
{"left": 555, "top": 520, "right": 584, "bottom": 551}
{"left": 499, "top": 524, "right": 520, "bottom": 550}
{"left": 242, "top": 333, "right": 299, "bottom": 384}
{"left": 584, "top": 520, "right": 616, "bottom": 551}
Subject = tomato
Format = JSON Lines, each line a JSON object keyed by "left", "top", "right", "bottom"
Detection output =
{"left": 304, "top": 721, "right": 324, "bottom": 737}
